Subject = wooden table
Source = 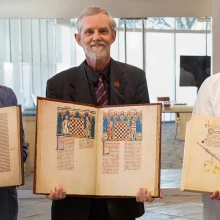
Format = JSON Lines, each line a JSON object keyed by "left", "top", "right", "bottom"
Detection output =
{"left": 163, "top": 106, "right": 193, "bottom": 140}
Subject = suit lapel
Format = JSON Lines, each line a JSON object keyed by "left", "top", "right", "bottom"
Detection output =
{"left": 69, "top": 63, "right": 94, "bottom": 104}
{"left": 68, "top": 60, "right": 128, "bottom": 105}
{"left": 110, "top": 59, "right": 128, "bottom": 105}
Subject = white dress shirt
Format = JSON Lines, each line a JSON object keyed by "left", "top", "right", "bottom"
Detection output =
{"left": 193, "top": 73, "right": 220, "bottom": 220}
{"left": 193, "top": 72, "right": 220, "bottom": 117}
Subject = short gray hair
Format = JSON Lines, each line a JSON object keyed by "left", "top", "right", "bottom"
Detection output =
{"left": 76, "top": 6, "right": 117, "bottom": 35}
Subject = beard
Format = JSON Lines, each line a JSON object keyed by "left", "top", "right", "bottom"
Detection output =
{"left": 82, "top": 41, "right": 110, "bottom": 60}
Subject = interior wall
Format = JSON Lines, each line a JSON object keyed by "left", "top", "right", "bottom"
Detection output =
{"left": 212, "top": 0, "right": 220, "bottom": 74}
{"left": 0, "top": 0, "right": 211, "bottom": 18}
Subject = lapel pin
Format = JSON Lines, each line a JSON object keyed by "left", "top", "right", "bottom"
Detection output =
{"left": 114, "top": 81, "right": 120, "bottom": 88}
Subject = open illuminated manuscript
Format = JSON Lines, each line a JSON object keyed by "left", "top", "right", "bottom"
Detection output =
{"left": 0, "top": 105, "right": 23, "bottom": 187}
{"left": 34, "top": 97, "right": 161, "bottom": 197}
{"left": 181, "top": 114, "right": 220, "bottom": 193}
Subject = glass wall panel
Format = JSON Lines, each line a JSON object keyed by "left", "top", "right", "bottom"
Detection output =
{"left": 147, "top": 17, "right": 174, "bottom": 30}
{"left": 0, "top": 20, "right": 10, "bottom": 62}
{"left": 145, "top": 32, "right": 175, "bottom": 103}
{"left": 31, "top": 19, "right": 42, "bottom": 102}
{"left": 116, "top": 30, "right": 126, "bottom": 63}
{"left": 126, "top": 20, "right": 143, "bottom": 69}
{"left": 21, "top": 19, "right": 31, "bottom": 63}
{"left": 110, "top": 18, "right": 119, "bottom": 61}
{"left": 175, "top": 33, "right": 207, "bottom": 105}
{"left": 56, "top": 24, "right": 72, "bottom": 72}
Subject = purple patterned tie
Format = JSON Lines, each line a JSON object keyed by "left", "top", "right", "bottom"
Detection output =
{"left": 95, "top": 74, "right": 108, "bottom": 106}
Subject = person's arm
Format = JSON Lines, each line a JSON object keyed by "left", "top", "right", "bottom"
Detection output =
{"left": 193, "top": 77, "right": 213, "bottom": 116}
{"left": 21, "top": 126, "right": 27, "bottom": 163}
{"left": 135, "top": 70, "right": 150, "bottom": 104}
{"left": 46, "top": 79, "right": 58, "bottom": 99}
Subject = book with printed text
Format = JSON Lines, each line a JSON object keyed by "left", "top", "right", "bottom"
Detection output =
{"left": 34, "top": 97, "right": 161, "bottom": 197}
{"left": 181, "top": 114, "right": 220, "bottom": 193}
{"left": 0, "top": 105, "right": 24, "bottom": 187}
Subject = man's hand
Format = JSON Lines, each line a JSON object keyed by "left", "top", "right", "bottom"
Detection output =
{"left": 46, "top": 184, "right": 66, "bottom": 200}
{"left": 210, "top": 191, "right": 220, "bottom": 200}
{"left": 136, "top": 188, "right": 163, "bottom": 203}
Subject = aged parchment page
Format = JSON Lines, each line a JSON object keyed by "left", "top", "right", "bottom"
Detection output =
{"left": 35, "top": 99, "right": 98, "bottom": 195}
{"left": 0, "top": 106, "right": 22, "bottom": 187}
{"left": 181, "top": 114, "right": 220, "bottom": 193}
{"left": 96, "top": 104, "right": 161, "bottom": 197}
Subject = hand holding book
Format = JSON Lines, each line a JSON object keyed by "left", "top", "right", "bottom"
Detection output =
{"left": 47, "top": 184, "right": 66, "bottom": 200}
{"left": 47, "top": 185, "right": 163, "bottom": 203}
{"left": 210, "top": 191, "right": 220, "bottom": 200}
{"left": 136, "top": 188, "right": 163, "bottom": 203}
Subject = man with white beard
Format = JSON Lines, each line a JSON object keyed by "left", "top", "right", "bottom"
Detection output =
{"left": 46, "top": 6, "right": 162, "bottom": 220}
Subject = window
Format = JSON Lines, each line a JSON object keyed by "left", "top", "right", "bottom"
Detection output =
{"left": 0, "top": 17, "right": 212, "bottom": 115}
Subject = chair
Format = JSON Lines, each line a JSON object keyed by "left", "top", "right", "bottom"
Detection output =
{"left": 156, "top": 97, "right": 171, "bottom": 110}
{"left": 174, "top": 113, "right": 180, "bottom": 139}
{"left": 157, "top": 97, "right": 171, "bottom": 122}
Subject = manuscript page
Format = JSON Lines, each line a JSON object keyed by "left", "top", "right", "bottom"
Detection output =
{"left": 35, "top": 99, "right": 98, "bottom": 195}
{"left": 0, "top": 106, "right": 22, "bottom": 187}
{"left": 181, "top": 114, "right": 220, "bottom": 193}
{"left": 96, "top": 104, "right": 161, "bottom": 197}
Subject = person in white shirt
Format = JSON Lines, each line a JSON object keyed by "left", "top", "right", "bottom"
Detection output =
{"left": 193, "top": 72, "right": 220, "bottom": 220}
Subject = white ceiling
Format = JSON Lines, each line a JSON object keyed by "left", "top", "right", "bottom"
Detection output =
{"left": 0, "top": 0, "right": 211, "bottom": 18}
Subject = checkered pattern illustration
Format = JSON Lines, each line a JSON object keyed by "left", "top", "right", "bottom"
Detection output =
{"left": 69, "top": 118, "right": 84, "bottom": 137}
{"left": 114, "top": 122, "right": 130, "bottom": 140}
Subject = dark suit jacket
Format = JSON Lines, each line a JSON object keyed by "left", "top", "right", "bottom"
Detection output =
{"left": 46, "top": 59, "right": 150, "bottom": 220}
